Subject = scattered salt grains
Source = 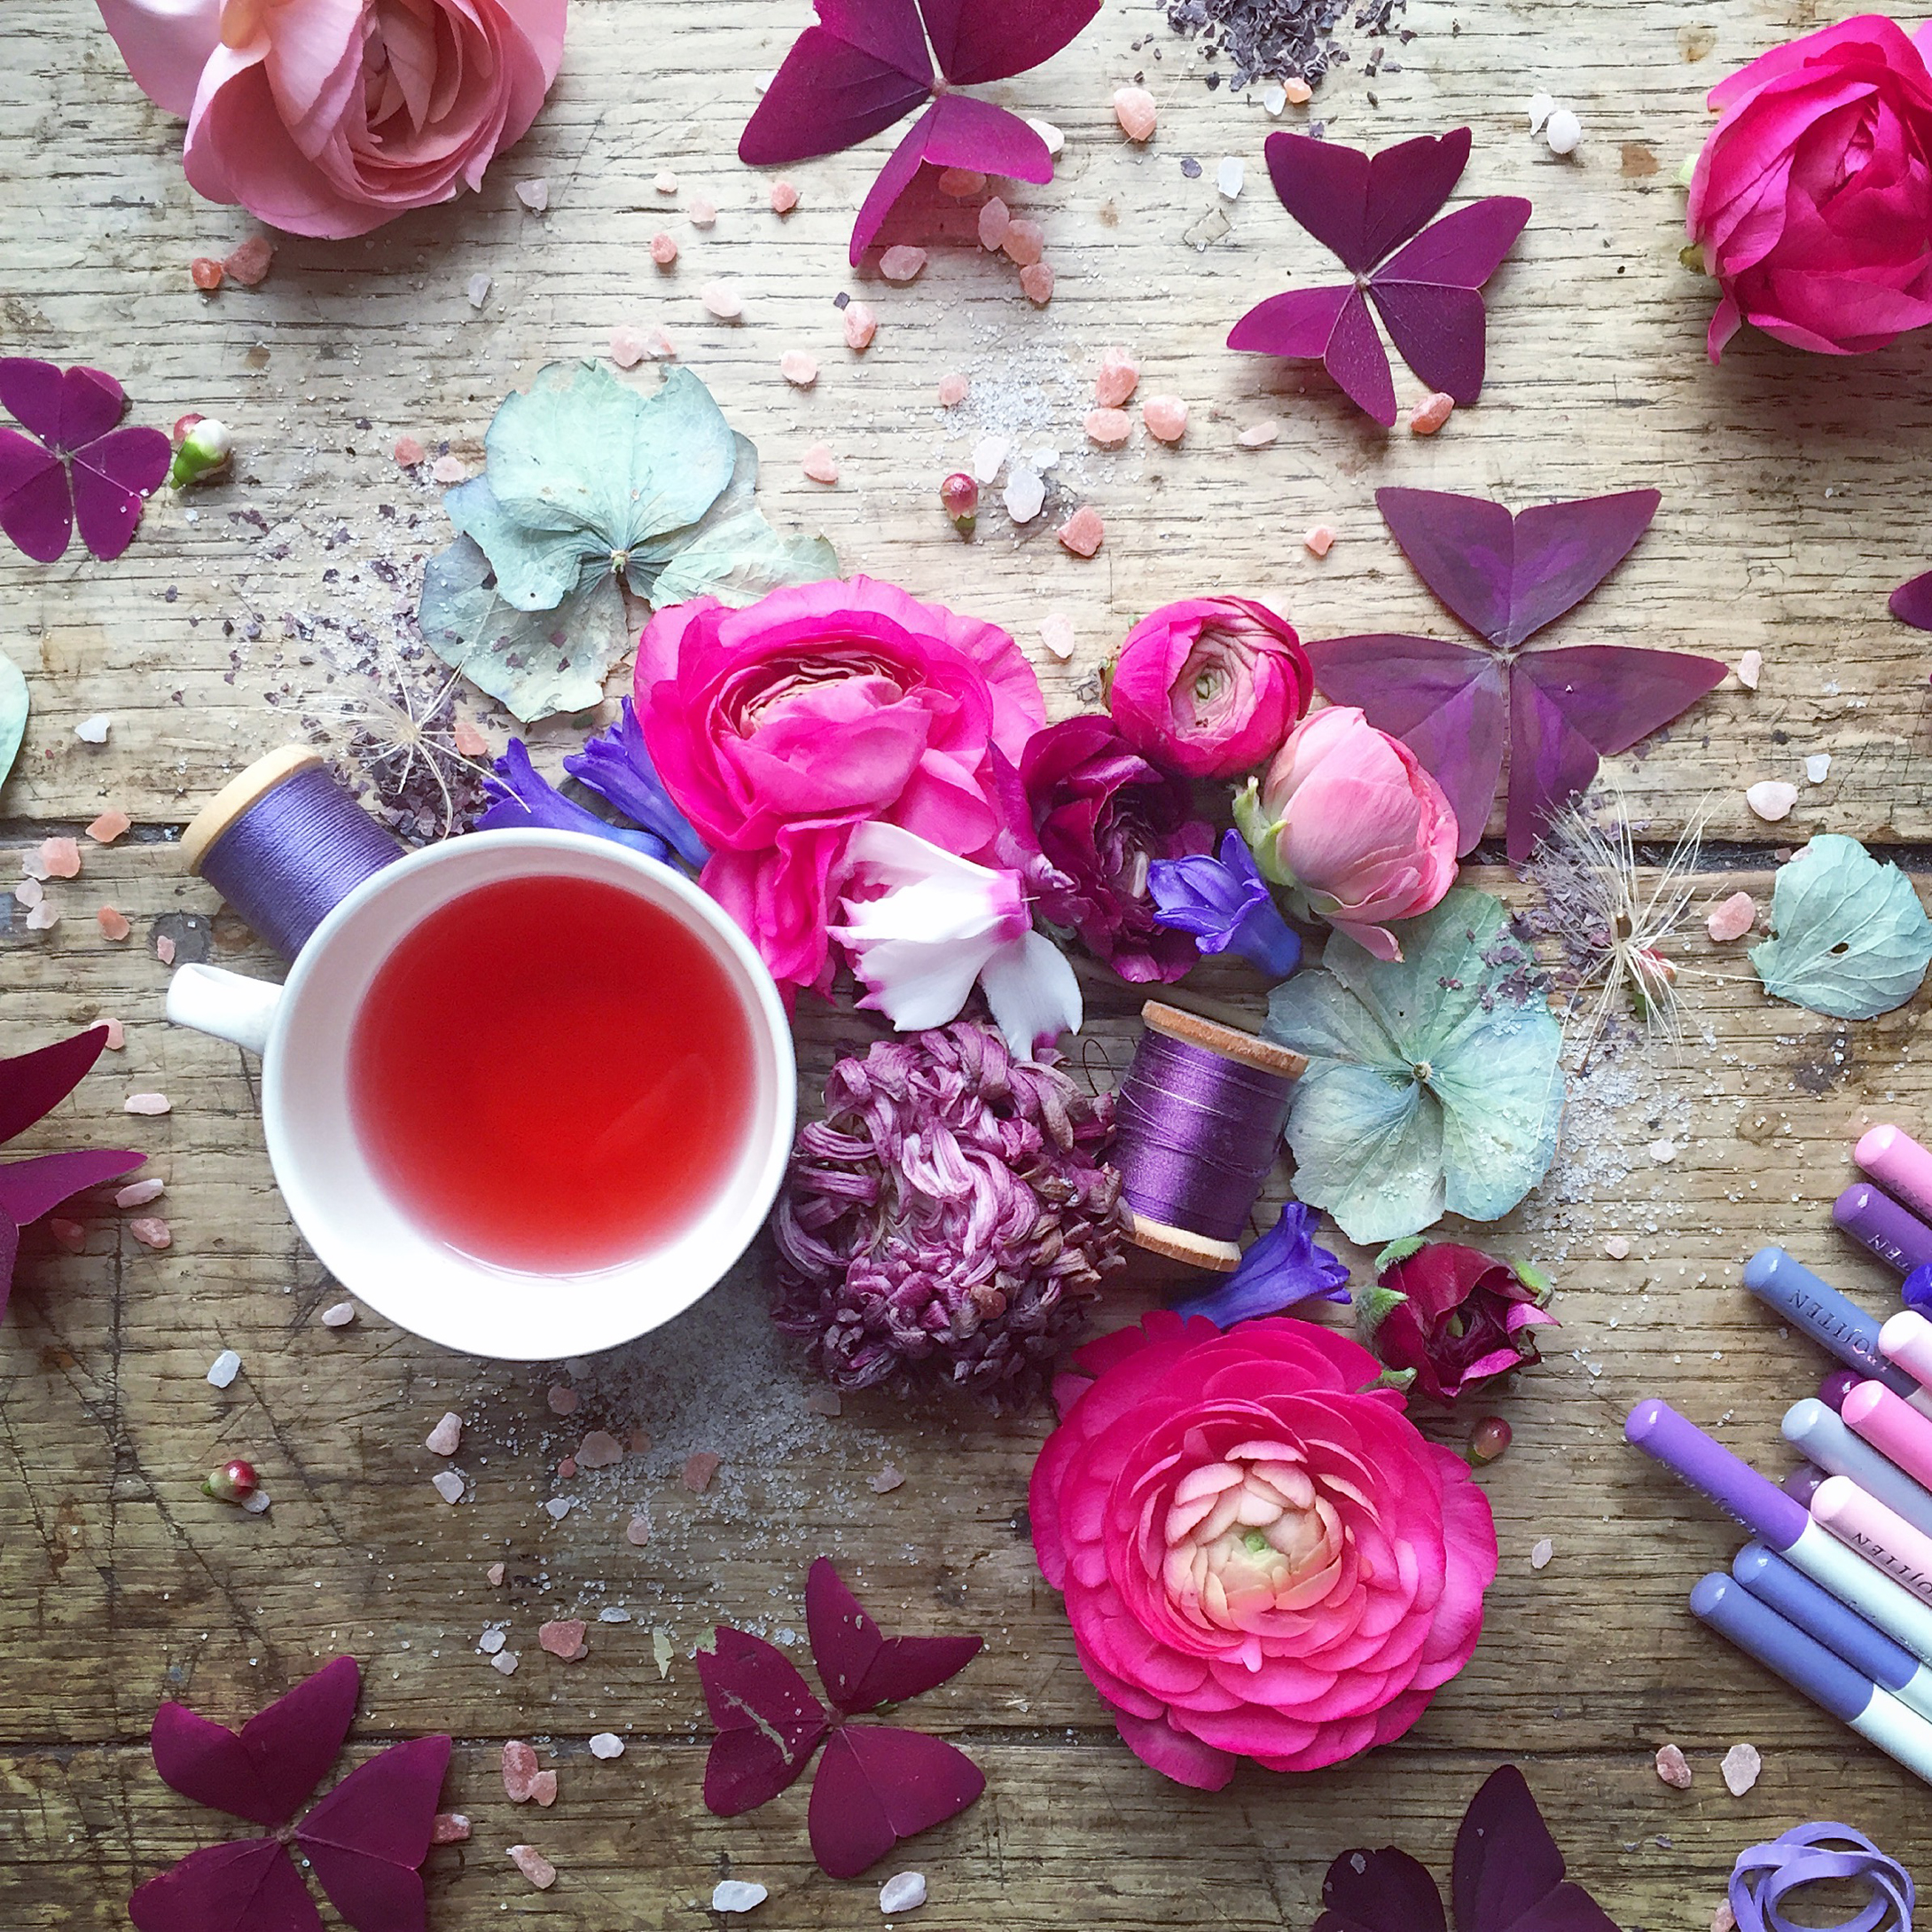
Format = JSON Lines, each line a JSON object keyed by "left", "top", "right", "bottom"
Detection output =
{"left": 207, "top": 1350, "right": 241, "bottom": 1389}
{"left": 1114, "top": 85, "right": 1158, "bottom": 143}
{"left": 1019, "top": 262, "right": 1055, "bottom": 304}
{"left": 576, "top": 1429, "right": 622, "bottom": 1468}
{"left": 1027, "top": 115, "right": 1065, "bottom": 156}
{"left": 430, "top": 455, "right": 466, "bottom": 484}
{"left": 1721, "top": 1741, "right": 1761, "bottom": 1796}
{"left": 393, "top": 435, "right": 426, "bottom": 467}
{"left": 547, "top": 1385, "right": 580, "bottom": 1415}
{"left": 880, "top": 1873, "right": 927, "bottom": 1914}
{"left": 650, "top": 231, "right": 678, "bottom": 266}
{"left": 972, "top": 436, "right": 1008, "bottom": 484}
{"left": 688, "top": 194, "right": 718, "bottom": 228}
{"left": 115, "top": 1178, "right": 164, "bottom": 1208}
{"left": 98, "top": 907, "right": 132, "bottom": 942}
{"left": 937, "top": 373, "right": 969, "bottom": 408}
{"left": 1527, "top": 92, "right": 1556, "bottom": 133}
{"left": 125, "top": 1093, "right": 170, "bottom": 1115}
{"left": 40, "top": 838, "right": 81, "bottom": 879}
{"left": 515, "top": 178, "right": 549, "bottom": 212}
{"left": 700, "top": 280, "right": 743, "bottom": 319}
{"left": 491, "top": 1650, "right": 520, "bottom": 1675}
{"left": 802, "top": 445, "right": 840, "bottom": 485}
{"left": 609, "top": 326, "right": 648, "bottom": 369}
{"left": 1545, "top": 107, "right": 1583, "bottom": 156}
{"left": 1736, "top": 648, "right": 1763, "bottom": 690}
{"left": 626, "top": 1514, "right": 652, "bottom": 1545}
{"left": 653, "top": 1626, "right": 675, "bottom": 1678}
{"left": 424, "top": 1412, "right": 463, "bottom": 1457}
{"left": 129, "top": 1216, "right": 171, "bottom": 1250}
{"left": 1094, "top": 348, "right": 1139, "bottom": 407}
{"left": 1001, "top": 219, "right": 1045, "bottom": 267}
{"left": 487, "top": 1562, "right": 506, "bottom": 1585}
{"left": 465, "top": 273, "right": 490, "bottom": 309}
{"left": 1707, "top": 891, "right": 1756, "bottom": 943}
{"left": 869, "top": 1464, "right": 905, "bottom": 1494}
{"left": 1604, "top": 1236, "right": 1631, "bottom": 1260}
{"left": 1747, "top": 779, "right": 1798, "bottom": 822}
{"left": 1058, "top": 506, "right": 1105, "bottom": 558}
{"left": 1083, "top": 407, "right": 1131, "bottom": 449}
{"left": 430, "top": 1814, "right": 470, "bottom": 1845}
{"left": 590, "top": 1733, "right": 625, "bottom": 1760}
{"left": 1142, "top": 395, "right": 1187, "bottom": 442}
{"left": 780, "top": 350, "right": 820, "bottom": 389}
{"left": 1409, "top": 391, "right": 1455, "bottom": 435}
{"left": 842, "top": 301, "right": 878, "bottom": 349}
{"left": 978, "top": 198, "right": 1011, "bottom": 251}
{"left": 479, "top": 1629, "right": 506, "bottom": 1654}
{"left": 1304, "top": 524, "right": 1336, "bottom": 557}
{"left": 880, "top": 245, "right": 927, "bottom": 282}
{"left": 712, "top": 1881, "right": 768, "bottom": 1914}
{"left": 1654, "top": 1743, "right": 1693, "bottom": 1789}
{"left": 770, "top": 178, "right": 800, "bottom": 214}
{"left": 1039, "top": 614, "right": 1076, "bottom": 661}
{"left": 1806, "top": 753, "right": 1831, "bottom": 784}
{"left": 74, "top": 715, "right": 112, "bottom": 745}
{"left": 1529, "top": 1537, "right": 1554, "bottom": 1570}
{"left": 86, "top": 809, "right": 130, "bottom": 843}
{"left": 1216, "top": 156, "right": 1244, "bottom": 198}
{"left": 320, "top": 1301, "right": 356, "bottom": 1327}
{"left": 683, "top": 1451, "right": 723, "bottom": 1492}
{"left": 48, "top": 1219, "right": 85, "bottom": 1255}
{"left": 432, "top": 1470, "right": 465, "bottom": 1505}
{"left": 507, "top": 1846, "right": 556, "bottom": 1889}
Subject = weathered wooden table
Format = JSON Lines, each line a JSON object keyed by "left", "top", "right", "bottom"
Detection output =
{"left": 5, "top": 0, "right": 1932, "bottom": 1923}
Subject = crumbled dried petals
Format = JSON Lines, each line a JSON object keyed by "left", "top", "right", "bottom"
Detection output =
{"left": 1654, "top": 1743, "right": 1693, "bottom": 1789}
{"left": 1083, "top": 407, "right": 1131, "bottom": 448}
{"left": 1707, "top": 891, "right": 1756, "bottom": 943}
{"left": 1058, "top": 506, "right": 1105, "bottom": 558}
{"left": 1409, "top": 391, "right": 1455, "bottom": 435}
{"left": 1019, "top": 262, "right": 1054, "bottom": 304}
{"left": 880, "top": 245, "right": 927, "bottom": 283}
{"left": 1094, "top": 348, "right": 1139, "bottom": 407}
{"left": 98, "top": 906, "right": 132, "bottom": 942}
{"left": 507, "top": 1845, "right": 556, "bottom": 1889}
{"left": 780, "top": 349, "right": 819, "bottom": 388}
{"left": 1143, "top": 395, "right": 1187, "bottom": 443}
{"left": 843, "top": 301, "right": 878, "bottom": 350}
{"left": 682, "top": 1451, "right": 722, "bottom": 1493}
{"left": 802, "top": 444, "right": 839, "bottom": 485}
{"left": 86, "top": 809, "right": 130, "bottom": 844}
{"left": 1113, "top": 85, "right": 1157, "bottom": 142}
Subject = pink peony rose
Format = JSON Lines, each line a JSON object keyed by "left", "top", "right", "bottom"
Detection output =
{"left": 1363, "top": 1240, "right": 1558, "bottom": 1406}
{"left": 96, "top": 0, "right": 567, "bottom": 239}
{"left": 1233, "top": 705, "right": 1458, "bottom": 962}
{"left": 1107, "top": 597, "right": 1312, "bottom": 780}
{"left": 1688, "top": 15, "right": 1932, "bottom": 359}
{"left": 637, "top": 576, "right": 1044, "bottom": 996}
{"left": 1031, "top": 1311, "right": 1498, "bottom": 1789}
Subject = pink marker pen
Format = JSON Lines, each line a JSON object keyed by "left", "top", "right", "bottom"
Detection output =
{"left": 1881, "top": 1310, "right": 1932, "bottom": 1416}
{"left": 1813, "top": 1474, "right": 1932, "bottom": 1607}
{"left": 1858, "top": 1125, "right": 1932, "bottom": 1225}
{"left": 1843, "top": 1381, "right": 1932, "bottom": 1498}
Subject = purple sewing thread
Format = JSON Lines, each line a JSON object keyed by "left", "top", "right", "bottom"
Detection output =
{"left": 198, "top": 762, "right": 403, "bottom": 960}
{"left": 1110, "top": 1027, "right": 1295, "bottom": 1244}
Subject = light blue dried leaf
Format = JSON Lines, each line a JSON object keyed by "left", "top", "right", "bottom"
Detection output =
{"left": 1265, "top": 888, "right": 1565, "bottom": 1244}
{"left": 1750, "top": 833, "right": 1932, "bottom": 1021}
{"left": 652, "top": 510, "right": 840, "bottom": 607}
{"left": 0, "top": 648, "right": 25, "bottom": 797}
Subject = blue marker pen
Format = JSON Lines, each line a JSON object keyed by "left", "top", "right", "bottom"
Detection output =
{"left": 1783, "top": 1396, "right": 1932, "bottom": 1541}
{"left": 1692, "top": 1573, "right": 1932, "bottom": 1786}
{"left": 1743, "top": 1248, "right": 1932, "bottom": 1412}
{"left": 1733, "top": 1541, "right": 1932, "bottom": 1724}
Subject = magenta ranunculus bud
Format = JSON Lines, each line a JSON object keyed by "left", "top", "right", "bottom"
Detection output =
{"left": 1688, "top": 16, "right": 1932, "bottom": 360}
{"left": 1363, "top": 1240, "right": 1558, "bottom": 1407}
{"left": 1106, "top": 596, "right": 1313, "bottom": 780}
{"left": 1232, "top": 705, "right": 1458, "bottom": 962}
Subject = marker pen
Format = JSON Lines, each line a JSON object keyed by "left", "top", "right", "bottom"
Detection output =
{"left": 1834, "top": 1183, "right": 1932, "bottom": 1277}
{"left": 1812, "top": 1474, "right": 1932, "bottom": 1607}
{"left": 1784, "top": 1461, "right": 1825, "bottom": 1509}
{"left": 1785, "top": 1395, "right": 1932, "bottom": 1541}
{"left": 1840, "top": 1381, "right": 1932, "bottom": 1511}
{"left": 1903, "top": 1263, "right": 1932, "bottom": 1318}
{"left": 1743, "top": 1248, "right": 1931, "bottom": 1411}
{"left": 1624, "top": 1398, "right": 1932, "bottom": 1662}
{"left": 1733, "top": 1541, "right": 1932, "bottom": 1724}
{"left": 1856, "top": 1125, "right": 1932, "bottom": 1225}
{"left": 1692, "top": 1573, "right": 1932, "bottom": 1786}
{"left": 1881, "top": 1309, "right": 1932, "bottom": 1404}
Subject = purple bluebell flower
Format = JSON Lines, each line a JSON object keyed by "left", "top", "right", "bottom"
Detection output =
{"left": 477, "top": 739, "right": 672, "bottom": 861}
{"left": 1147, "top": 827, "right": 1302, "bottom": 979}
{"left": 1174, "top": 1201, "right": 1350, "bottom": 1327}
{"left": 565, "top": 697, "right": 708, "bottom": 869}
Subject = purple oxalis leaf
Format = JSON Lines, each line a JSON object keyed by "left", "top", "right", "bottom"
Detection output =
{"left": 1452, "top": 1764, "right": 1620, "bottom": 1932}
{"left": 297, "top": 1734, "right": 451, "bottom": 1932}
{"left": 1371, "top": 198, "right": 1532, "bottom": 403}
{"left": 807, "top": 1724, "right": 986, "bottom": 1879}
{"left": 805, "top": 1556, "right": 982, "bottom": 1712}
{"left": 698, "top": 1626, "right": 833, "bottom": 1814}
{"left": 917, "top": 0, "right": 1098, "bottom": 85}
{"left": 1313, "top": 1846, "right": 1449, "bottom": 1932}
{"left": 1891, "top": 567, "right": 1932, "bottom": 630}
{"left": 0, "top": 1148, "right": 146, "bottom": 1229}
{"left": 0, "top": 1024, "right": 111, "bottom": 1146}
{"left": 0, "top": 359, "right": 168, "bottom": 563}
{"left": 128, "top": 1838, "right": 323, "bottom": 1932}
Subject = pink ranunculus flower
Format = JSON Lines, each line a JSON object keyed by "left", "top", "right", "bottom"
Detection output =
{"left": 1030, "top": 1311, "right": 1498, "bottom": 1790}
{"left": 1688, "top": 15, "right": 1932, "bottom": 359}
{"left": 95, "top": 0, "right": 567, "bottom": 240}
{"left": 1107, "top": 597, "right": 1313, "bottom": 780}
{"left": 1233, "top": 705, "right": 1457, "bottom": 962}
{"left": 637, "top": 576, "right": 1044, "bottom": 997}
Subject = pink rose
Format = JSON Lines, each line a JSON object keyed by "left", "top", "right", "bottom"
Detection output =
{"left": 96, "top": 0, "right": 567, "bottom": 239}
{"left": 1233, "top": 705, "right": 1458, "bottom": 962}
{"left": 1107, "top": 597, "right": 1312, "bottom": 780}
{"left": 1030, "top": 1311, "right": 1497, "bottom": 1789}
{"left": 637, "top": 576, "right": 1044, "bottom": 996}
{"left": 1688, "top": 15, "right": 1932, "bottom": 358}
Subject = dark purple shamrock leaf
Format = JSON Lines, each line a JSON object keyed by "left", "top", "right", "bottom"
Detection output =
{"left": 1890, "top": 568, "right": 1932, "bottom": 631}
{"left": 808, "top": 1725, "right": 986, "bottom": 1880}
{"left": 739, "top": 0, "right": 1099, "bottom": 265}
{"left": 0, "top": 358, "right": 170, "bottom": 562}
{"left": 1314, "top": 1846, "right": 1449, "bottom": 1932}
{"left": 805, "top": 1555, "right": 982, "bottom": 1712}
{"left": 1228, "top": 130, "right": 1530, "bottom": 426}
{"left": 296, "top": 1735, "right": 452, "bottom": 1932}
{"left": 697, "top": 1626, "right": 833, "bottom": 1814}
{"left": 129, "top": 1837, "right": 324, "bottom": 1932}
{"left": 1307, "top": 488, "right": 1725, "bottom": 860}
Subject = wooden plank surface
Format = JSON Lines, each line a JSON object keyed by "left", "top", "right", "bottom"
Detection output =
{"left": 6, "top": 0, "right": 1932, "bottom": 1925}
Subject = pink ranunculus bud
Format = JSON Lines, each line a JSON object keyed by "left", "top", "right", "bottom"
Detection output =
{"left": 1106, "top": 596, "right": 1313, "bottom": 780}
{"left": 1687, "top": 17, "right": 1932, "bottom": 360}
{"left": 1233, "top": 706, "right": 1458, "bottom": 961}
{"left": 1362, "top": 1240, "right": 1559, "bottom": 1406}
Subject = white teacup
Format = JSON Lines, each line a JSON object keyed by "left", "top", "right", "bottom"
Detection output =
{"left": 167, "top": 828, "right": 796, "bottom": 1360}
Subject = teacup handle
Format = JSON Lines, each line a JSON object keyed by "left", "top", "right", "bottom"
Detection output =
{"left": 166, "top": 963, "right": 285, "bottom": 1057}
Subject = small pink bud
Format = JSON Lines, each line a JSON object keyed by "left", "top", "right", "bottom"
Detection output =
{"left": 1469, "top": 1417, "right": 1513, "bottom": 1465}
{"left": 202, "top": 1457, "right": 259, "bottom": 1503}
{"left": 941, "top": 472, "right": 979, "bottom": 536}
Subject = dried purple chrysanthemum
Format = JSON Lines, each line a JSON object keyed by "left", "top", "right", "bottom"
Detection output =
{"left": 772, "top": 1021, "right": 1127, "bottom": 1411}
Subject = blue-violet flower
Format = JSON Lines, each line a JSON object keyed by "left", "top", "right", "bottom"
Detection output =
{"left": 1148, "top": 828, "right": 1302, "bottom": 979}
{"left": 1173, "top": 1201, "right": 1349, "bottom": 1327}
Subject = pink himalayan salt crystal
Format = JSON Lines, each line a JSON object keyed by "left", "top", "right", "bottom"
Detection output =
{"left": 688, "top": 194, "right": 718, "bottom": 228}
{"left": 683, "top": 1451, "right": 723, "bottom": 1492}
{"left": 102, "top": 1018, "right": 125, "bottom": 1050}
{"left": 977, "top": 197, "right": 1010, "bottom": 250}
{"left": 1001, "top": 219, "right": 1044, "bottom": 266}
{"left": 630, "top": 1427, "right": 651, "bottom": 1452}
{"left": 14, "top": 878, "right": 42, "bottom": 908}
{"left": 1721, "top": 1741, "right": 1761, "bottom": 1795}
{"left": 432, "top": 1469, "right": 465, "bottom": 1504}
{"left": 576, "top": 1429, "right": 622, "bottom": 1469}
{"left": 1655, "top": 1743, "right": 1693, "bottom": 1789}
{"left": 539, "top": 1618, "right": 589, "bottom": 1662}
{"left": 1142, "top": 395, "right": 1188, "bottom": 443}
{"left": 843, "top": 301, "right": 878, "bottom": 350}
{"left": 1238, "top": 419, "right": 1279, "bottom": 449}
{"left": 654, "top": 170, "right": 677, "bottom": 194}
{"left": 116, "top": 1178, "right": 163, "bottom": 1208}
{"left": 129, "top": 1216, "right": 171, "bottom": 1249}
{"left": 431, "top": 455, "right": 466, "bottom": 483}
{"left": 802, "top": 444, "right": 840, "bottom": 485}
{"left": 320, "top": 1300, "right": 356, "bottom": 1326}
{"left": 1057, "top": 506, "right": 1105, "bottom": 558}
{"left": 869, "top": 1464, "right": 905, "bottom": 1494}
{"left": 556, "top": 1456, "right": 576, "bottom": 1480}
{"left": 1094, "top": 348, "right": 1139, "bottom": 407}
{"left": 937, "top": 168, "right": 985, "bottom": 197}
{"left": 424, "top": 1412, "right": 463, "bottom": 1457}
{"left": 40, "top": 838, "right": 81, "bottom": 879}
{"left": 125, "top": 1093, "right": 170, "bottom": 1115}
{"left": 626, "top": 1513, "right": 652, "bottom": 1545}
{"left": 1039, "top": 614, "right": 1076, "bottom": 661}
{"left": 880, "top": 245, "right": 927, "bottom": 282}
{"left": 503, "top": 1741, "right": 551, "bottom": 1804}
{"left": 1409, "top": 390, "right": 1455, "bottom": 435}
{"left": 452, "top": 717, "right": 489, "bottom": 759}
{"left": 515, "top": 177, "right": 549, "bottom": 212}
{"left": 1083, "top": 407, "right": 1131, "bottom": 448}
{"left": 26, "top": 902, "right": 60, "bottom": 932}
{"left": 1713, "top": 1906, "right": 1736, "bottom": 1932}
{"left": 86, "top": 809, "right": 130, "bottom": 844}
{"left": 770, "top": 177, "right": 799, "bottom": 214}
{"left": 700, "top": 280, "right": 742, "bottom": 319}
{"left": 1604, "top": 1235, "right": 1631, "bottom": 1260}
{"left": 650, "top": 231, "right": 678, "bottom": 266}
{"left": 393, "top": 435, "right": 426, "bottom": 466}
{"left": 937, "top": 372, "right": 969, "bottom": 407}
{"left": 507, "top": 1845, "right": 556, "bottom": 1889}
{"left": 430, "top": 1813, "right": 470, "bottom": 1845}
{"left": 98, "top": 906, "right": 132, "bottom": 942}
{"left": 488, "top": 1561, "right": 506, "bottom": 1585}
{"left": 1284, "top": 76, "right": 1313, "bottom": 104}
{"left": 1736, "top": 649, "right": 1763, "bottom": 690}
{"left": 609, "top": 326, "right": 648, "bottom": 369}
{"left": 1019, "top": 262, "right": 1054, "bottom": 304}
{"left": 224, "top": 236, "right": 274, "bottom": 285}
{"left": 48, "top": 1219, "right": 86, "bottom": 1255}
{"left": 780, "top": 349, "right": 819, "bottom": 387}
{"left": 1747, "top": 779, "right": 1797, "bottom": 822}
{"left": 1114, "top": 85, "right": 1158, "bottom": 142}
{"left": 1707, "top": 891, "right": 1756, "bottom": 943}
{"left": 156, "top": 935, "right": 176, "bottom": 965}
{"left": 804, "top": 1387, "right": 844, "bottom": 1416}
{"left": 192, "top": 255, "right": 224, "bottom": 292}
{"left": 1304, "top": 524, "right": 1336, "bottom": 557}
{"left": 547, "top": 1384, "right": 579, "bottom": 1415}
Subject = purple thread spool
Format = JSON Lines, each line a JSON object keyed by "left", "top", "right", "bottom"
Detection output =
{"left": 1110, "top": 1000, "right": 1306, "bottom": 1274}
{"left": 1834, "top": 1182, "right": 1932, "bottom": 1277}
{"left": 183, "top": 747, "right": 404, "bottom": 961}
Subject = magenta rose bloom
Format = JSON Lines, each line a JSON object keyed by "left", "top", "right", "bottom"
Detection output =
{"left": 1363, "top": 1240, "right": 1557, "bottom": 1406}
{"left": 1689, "top": 15, "right": 1932, "bottom": 359}
{"left": 1021, "top": 716, "right": 1213, "bottom": 983}
{"left": 1107, "top": 597, "right": 1312, "bottom": 780}
{"left": 638, "top": 576, "right": 1044, "bottom": 996}
{"left": 1031, "top": 1311, "right": 1498, "bottom": 1788}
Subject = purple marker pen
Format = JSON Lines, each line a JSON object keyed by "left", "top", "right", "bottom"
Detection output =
{"left": 1742, "top": 1248, "right": 1932, "bottom": 1412}
{"left": 1857, "top": 1125, "right": 1932, "bottom": 1225}
{"left": 1834, "top": 1183, "right": 1932, "bottom": 1277}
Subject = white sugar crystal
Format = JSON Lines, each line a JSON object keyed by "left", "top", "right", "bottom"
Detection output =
{"left": 1530, "top": 1536, "right": 1554, "bottom": 1570}
{"left": 479, "top": 1628, "right": 506, "bottom": 1654}
{"left": 491, "top": 1649, "right": 520, "bottom": 1675}
{"left": 1736, "top": 649, "right": 1763, "bottom": 690}
{"left": 544, "top": 1496, "right": 574, "bottom": 1521}
{"left": 320, "top": 1302, "right": 356, "bottom": 1327}
{"left": 712, "top": 1881, "right": 768, "bottom": 1913}
{"left": 1262, "top": 83, "right": 1287, "bottom": 115}
{"left": 207, "top": 1349, "right": 241, "bottom": 1389}
{"left": 425, "top": 1412, "right": 464, "bottom": 1457}
{"left": 1216, "top": 156, "right": 1244, "bottom": 198}
{"left": 589, "top": 1732, "right": 625, "bottom": 1759}
{"left": 1648, "top": 1139, "right": 1677, "bottom": 1164}
{"left": 74, "top": 715, "right": 112, "bottom": 744}
{"left": 1545, "top": 107, "right": 1582, "bottom": 155}
{"left": 1527, "top": 91, "right": 1555, "bottom": 133}
{"left": 465, "top": 273, "right": 491, "bottom": 309}
{"left": 1002, "top": 469, "right": 1045, "bottom": 524}
{"left": 1805, "top": 753, "right": 1831, "bottom": 784}
{"left": 432, "top": 1470, "right": 465, "bottom": 1505}
{"left": 1025, "top": 115, "right": 1064, "bottom": 156}
{"left": 880, "top": 1873, "right": 927, "bottom": 1914}
{"left": 598, "top": 1607, "right": 632, "bottom": 1623}
{"left": 971, "top": 436, "right": 1008, "bottom": 484}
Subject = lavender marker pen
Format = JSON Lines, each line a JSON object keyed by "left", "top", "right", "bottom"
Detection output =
{"left": 1857, "top": 1125, "right": 1932, "bottom": 1225}
{"left": 1834, "top": 1183, "right": 1932, "bottom": 1277}
{"left": 1783, "top": 1396, "right": 1932, "bottom": 1541}
{"left": 1742, "top": 1248, "right": 1931, "bottom": 1412}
